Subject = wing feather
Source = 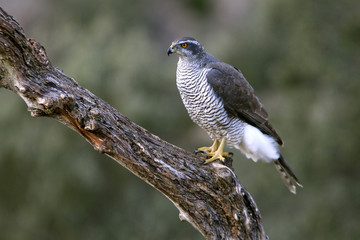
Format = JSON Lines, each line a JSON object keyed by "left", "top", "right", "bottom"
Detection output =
{"left": 206, "top": 62, "right": 283, "bottom": 145}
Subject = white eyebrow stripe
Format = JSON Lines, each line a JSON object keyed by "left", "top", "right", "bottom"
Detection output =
{"left": 179, "top": 40, "right": 200, "bottom": 46}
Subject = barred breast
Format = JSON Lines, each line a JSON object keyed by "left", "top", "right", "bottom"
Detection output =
{"left": 176, "top": 59, "right": 245, "bottom": 146}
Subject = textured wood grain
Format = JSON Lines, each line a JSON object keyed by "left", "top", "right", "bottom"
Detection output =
{"left": 0, "top": 7, "right": 266, "bottom": 240}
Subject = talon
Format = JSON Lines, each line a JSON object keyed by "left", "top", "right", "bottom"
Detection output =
{"left": 203, "top": 138, "right": 227, "bottom": 163}
{"left": 197, "top": 139, "right": 219, "bottom": 154}
{"left": 206, "top": 154, "right": 225, "bottom": 163}
{"left": 220, "top": 152, "right": 230, "bottom": 157}
{"left": 194, "top": 150, "right": 206, "bottom": 155}
{"left": 195, "top": 139, "right": 229, "bottom": 162}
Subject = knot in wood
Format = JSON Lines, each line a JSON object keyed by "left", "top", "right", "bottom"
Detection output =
{"left": 59, "top": 93, "right": 75, "bottom": 108}
{"left": 84, "top": 108, "right": 102, "bottom": 131}
{"left": 213, "top": 163, "right": 236, "bottom": 182}
{"left": 84, "top": 118, "right": 97, "bottom": 131}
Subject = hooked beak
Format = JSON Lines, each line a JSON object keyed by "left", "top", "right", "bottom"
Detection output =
{"left": 167, "top": 45, "right": 175, "bottom": 56}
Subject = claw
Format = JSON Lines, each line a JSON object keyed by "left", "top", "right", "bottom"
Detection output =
{"left": 197, "top": 139, "right": 219, "bottom": 154}
{"left": 206, "top": 153, "right": 226, "bottom": 163}
{"left": 194, "top": 150, "right": 206, "bottom": 155}
{"left": 204, "top": 138, "right": 227, "bottom": 163}
{"left": 195, "top": 138, "right": 230, "bottom": 163}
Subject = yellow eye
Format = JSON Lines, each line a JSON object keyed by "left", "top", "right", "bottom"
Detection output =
{"left": 181, "top": 43, "right": 188, "bottom": 48}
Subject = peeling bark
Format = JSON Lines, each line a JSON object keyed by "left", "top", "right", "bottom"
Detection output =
{"left": 0, "top": 8, "right": 266, "bottom": 240}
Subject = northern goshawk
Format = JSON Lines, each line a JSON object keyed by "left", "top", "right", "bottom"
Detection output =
{"left": 167, "top": 37, "right": 302, "bottom": 193}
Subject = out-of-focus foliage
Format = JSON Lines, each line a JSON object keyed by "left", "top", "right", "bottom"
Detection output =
{"left": 1, "top": 0, "right": 359, "bottom": 239}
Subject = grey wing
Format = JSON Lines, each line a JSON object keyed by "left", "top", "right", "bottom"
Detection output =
{"left": 206, "top": 62, "right": 283, "bottom": 146}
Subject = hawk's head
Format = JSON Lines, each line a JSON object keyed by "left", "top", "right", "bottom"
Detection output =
{"left": 167, "top": 37, "right": 205, "bottom": 59}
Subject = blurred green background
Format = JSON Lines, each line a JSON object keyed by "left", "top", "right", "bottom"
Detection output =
{"left": 1, "top": 0, "right": 359, "bottom": 239}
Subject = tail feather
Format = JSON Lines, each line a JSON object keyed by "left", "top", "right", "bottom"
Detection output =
{"left": 274, "top": 154, "right": 302, "bottom": 194}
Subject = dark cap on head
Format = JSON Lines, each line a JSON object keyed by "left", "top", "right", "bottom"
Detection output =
{"left": 175, "top": 36, "right": 197, "bottom": 42}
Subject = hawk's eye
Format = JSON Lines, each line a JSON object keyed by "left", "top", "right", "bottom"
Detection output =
{"left": 181, "top": 43, "right": 188, "bottom": 48}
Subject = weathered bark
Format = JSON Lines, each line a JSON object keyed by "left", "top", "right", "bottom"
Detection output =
{"left": 0, "top": 8, "right": 266, "bottom": 240}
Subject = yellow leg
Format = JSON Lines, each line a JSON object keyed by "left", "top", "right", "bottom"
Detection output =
{"left": 206, "top": 138, "right": 228, "bottom": 163}
{"left": 197, "top": 139, "right": 219, "bottom": 154}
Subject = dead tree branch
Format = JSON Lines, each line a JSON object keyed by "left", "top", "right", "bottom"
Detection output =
{"left": 0, "top": 8, "right": 266, "bottom": 240}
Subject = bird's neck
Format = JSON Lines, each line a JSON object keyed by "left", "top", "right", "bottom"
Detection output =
{"left": 177, "top": 57, "right": 202, "bottom": 71}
